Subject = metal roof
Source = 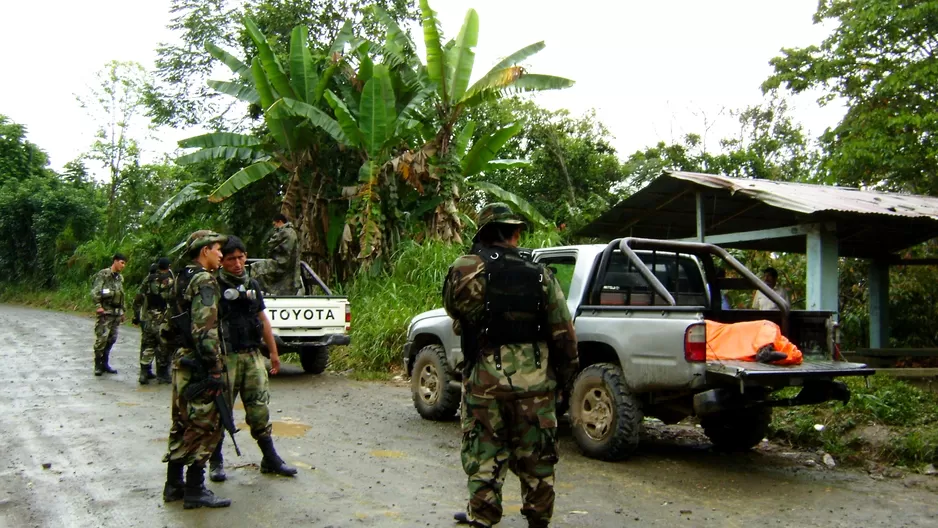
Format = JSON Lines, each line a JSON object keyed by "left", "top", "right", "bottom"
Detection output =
{"left": 579, "top": 171, "right": 938, "bottom": 258}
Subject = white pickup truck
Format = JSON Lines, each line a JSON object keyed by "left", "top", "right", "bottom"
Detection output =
{"left": 254, "top": 261, "right": 350, "bottom": 374}
{"left": 403, "top": 238, "right": 873, "bottom": 460}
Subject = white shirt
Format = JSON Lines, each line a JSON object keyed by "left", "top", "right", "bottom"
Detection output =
{"left": 752, "top": 287, "right": 789, "bottom": 310}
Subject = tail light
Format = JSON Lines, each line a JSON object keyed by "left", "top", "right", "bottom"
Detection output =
{"left": 345, "top": 304, "right": 351, "bottom": 330}
{"left": 684, "top": 323, "right": 706, "bottom": 362}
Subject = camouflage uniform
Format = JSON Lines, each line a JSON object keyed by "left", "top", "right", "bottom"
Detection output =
{"left": 91, "top": 267, "right": 125, "bottom": 373}
{"left": 253, "top": 221, "right": 301, "bottom": 295}
{"left": 443, "top": 204, "right": 578, "bottom": 528}
{"left": 133, "top": 270, "right": 169, "bottom": 373}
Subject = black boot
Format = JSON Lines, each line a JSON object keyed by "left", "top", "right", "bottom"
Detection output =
{"left": 162, "top": 461, "right": 185, "bottom": 502}
{"left": 209, "top": 441, "right": 226, "bottom": 482}
{"left": 183, "top": 464, "right": 231, "bottom": 509}
{"left": 138, "top": 364, "right": 152, "bottom": 385}
{"left": 102, "top": 352, "right": 117, "bottom": 374}
{"left": 257, "top": 436, "right": 297, "bottom": 476}
{"left": 156, "top": 364, "right": 172, "bottom": 384}
{"left": 94, "top": 358, "right": 104, "bottom": 377}
{"left": 454, "top": 512, "right": 489, "bottom": 527}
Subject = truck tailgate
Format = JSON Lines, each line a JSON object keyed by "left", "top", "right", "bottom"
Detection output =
{"left": 707, "top": 360, "right": 874, "bottom": 381}
{"left": 264, "top": 297, "right": 348, "bottom": 335}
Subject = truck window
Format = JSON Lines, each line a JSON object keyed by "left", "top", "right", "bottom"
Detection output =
{"left": 598, "top": 252, "right": 707, "bottom": 307}
{"left": 538, "top": 256, "right": 576, "bottom": 298}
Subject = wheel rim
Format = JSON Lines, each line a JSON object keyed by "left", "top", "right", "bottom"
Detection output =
{"left": 579, "top": 385, "right": 614, "bottom": 441}
{"left": 417, "top": 363, "right": 440, "bottom": 405}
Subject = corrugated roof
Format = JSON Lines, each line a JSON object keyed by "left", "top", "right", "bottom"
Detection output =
{"left": 668, "top": 171, "right": 938, "bottom": 220}
{"left": 579, "top": 172, "right": 938, "bottom": 258}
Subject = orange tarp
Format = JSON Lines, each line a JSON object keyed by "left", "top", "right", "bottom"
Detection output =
{"left": 705, "top": 320, "right": 803, "bottom": 365}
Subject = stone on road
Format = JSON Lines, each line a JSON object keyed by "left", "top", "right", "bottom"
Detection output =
{"left": 0, "top": 304, "right": 936, "bottom": 527}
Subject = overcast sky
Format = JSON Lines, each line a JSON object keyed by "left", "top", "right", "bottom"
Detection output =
{"left": 2, "top": 0, "right": 844, "bottom": 176}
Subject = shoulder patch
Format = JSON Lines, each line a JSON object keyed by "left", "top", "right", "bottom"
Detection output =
{"left": 199, "top": 285, "right": 216, "bottom": 307}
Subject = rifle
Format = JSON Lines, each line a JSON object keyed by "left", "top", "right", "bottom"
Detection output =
{"left": 179, "top": 356, "right": 242, "bottom": 457}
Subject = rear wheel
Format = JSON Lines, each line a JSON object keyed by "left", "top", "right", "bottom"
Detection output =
{"left": 701, "top": 406, "right": 772, "bottom": 451}
{"left": 570, "top": 363, "right": 642, "bottom": 461}
{"left": 300, "top": 345, "right": 329, "bottom": 374}
{"left": 411, "top": 344, "right": 460, "bottom": 421}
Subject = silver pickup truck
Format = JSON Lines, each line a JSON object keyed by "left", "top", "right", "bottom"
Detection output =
{"left": 402, "top": 238, "right": 873, "bottom": 461}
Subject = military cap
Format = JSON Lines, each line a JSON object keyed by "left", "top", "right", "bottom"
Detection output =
{"left": 473, "top": 202, "right": 526, "bottom": 242}
{"left": 185, "top": 230, "right": 228, "bottom": 254}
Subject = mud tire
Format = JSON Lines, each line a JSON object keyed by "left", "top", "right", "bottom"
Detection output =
{"left": 411, "top": 344, "right": 460, "bottom": 421}
{"left": 571, "top": 363, "right": 642, "bottom": 461}
{"left": 300, "top": 345, "right": 329, "bottom": 374}
{"left": 701, "top": 406, "right": 772, "bottom": 452}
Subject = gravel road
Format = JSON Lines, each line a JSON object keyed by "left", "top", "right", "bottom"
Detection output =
{"left": 1, "top": 304, "right": 936, "bottom": 528}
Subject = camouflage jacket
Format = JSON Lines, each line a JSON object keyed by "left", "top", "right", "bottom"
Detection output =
{"left": 267, "top": 222, "right": 299, "bottom": 270}
{"left": 91, "top": 268, "right": 125, "bottom": 312}
{"left": 443, "top": 243, "right": 579, "bottom": 399}
{"left": 258, "top": 222, "right": 301, "bottom": 294}
{"left": 133, "top": 271, "right": 173, "bottom": 322}
{"left": 180, "top": 265, "right": 224, "bottom": 373}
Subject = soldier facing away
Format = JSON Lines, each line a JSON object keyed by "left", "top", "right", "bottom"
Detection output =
{"left": 132, "top": 258, "right": 174, "bottom": 384}
{"left": 208, "top": 235, "right": 297, "bottom": 482}
{"left": 91, "top": 253, "right": 127, "bottom": 376}
{"left": 252, "top": 213, "right": 301, "bottom": 295}
{"left": 443, "top": 203, "right": 579, "bottom": 528}
{"left": 162, "top": 230, "right": 232, "bottom": 509}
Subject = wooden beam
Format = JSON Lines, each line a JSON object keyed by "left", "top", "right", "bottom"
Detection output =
{"left": 677, "top": 223, "right": 821, "bottom": 244}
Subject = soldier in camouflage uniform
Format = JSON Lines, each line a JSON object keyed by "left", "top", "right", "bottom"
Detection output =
{"left": 252, "top": 213, "right": 301, "bottom": 295}
{"left": 91, "top": 253, "right": 127, "bottom": 376}
{"left": 208, "top": 235, "right": 297, "bottom": 482}
{"left": 443, "top": 203, "right": 579, "bottom": 528}
{"left": 162, "top": 230, "right": 232, "bottom": 509}
{"left": 132, "top": 259, "right": 174, "bottom": 385}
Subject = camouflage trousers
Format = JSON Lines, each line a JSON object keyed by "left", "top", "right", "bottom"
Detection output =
{"left": 138, "top": 317, "right": 167, "bottom": 368}
{"left": 164, "top": 352, "right": 223, "bottom": 466}
{"left": 93, "top": 313, "right": 121, "bottom": 363}
{"left": 225, "top": 349, "right": 272, "bottom": 440}
{"left": 460, "top": 387, "right": 559, "bottom": 528}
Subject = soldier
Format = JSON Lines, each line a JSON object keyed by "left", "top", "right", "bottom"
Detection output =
{"left": 133, "top": 259, "right": 174, "bottom": 384}
{"left": 162, "top": 230, "right": 232, "bottom": 509}
{"left": 91, "top": 253, "right": 127, "bottom": 376}
{"left": 443, "top": 203, "right": 579, "bottom": 528}
{"left": 156, "top": 259, "right": 178, "bottom": 385}
{"left": 253, "top": 213, "right": 301, "bottom": 295}
{"left": 208, "top": 235, "right": 297, "bottom": 482}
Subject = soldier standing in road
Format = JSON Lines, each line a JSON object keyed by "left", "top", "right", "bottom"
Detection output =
{"left": 443, "top": 203, "right": 579, "bottom": 528}
{"left": 253, "top": 213, "right": 301, "bottom": 295}
{"left": 91, "top": 253, "right": 127, "bottom": 376}
{"left": 162, "top": 230, "right": 232, "bottom": 509}
{"left": 208, "top": 235, "right": 297, "bottom": 483}
{"left": 133, "top": 259, "right": 174, "bottom": 385}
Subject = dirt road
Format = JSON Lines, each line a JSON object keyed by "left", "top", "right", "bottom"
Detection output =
{"left": 1, "top": 304, "right": 936, "bottom": 528}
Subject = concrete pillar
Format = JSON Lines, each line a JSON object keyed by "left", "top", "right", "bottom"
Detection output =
{"left": 868, "top": 259, "right": 890, "bottom": 348}
{"left": 806, "top": 227, "right": 839, "bottom": 312}
{"left": 695, "top": 192, "right": 705, "bottom": 242}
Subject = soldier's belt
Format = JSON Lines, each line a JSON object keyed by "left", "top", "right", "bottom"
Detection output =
{"left": 468, "top": 388, "right": 554, "bottom": 401}
{"left": 100, "top": 308, "right": 125, "bottom": 316}
{"left": 228, "top": 346, "right": 262, "bottom": 355}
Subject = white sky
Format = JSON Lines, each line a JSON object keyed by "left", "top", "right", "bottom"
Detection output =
{"left": 1, "top": 0, "right": 844, "bottom": 176}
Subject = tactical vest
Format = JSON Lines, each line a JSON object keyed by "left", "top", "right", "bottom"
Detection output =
{"left": 168, "top": 266, "right": 200, "bottom": 349}
{"left": 217, "top": 276, "right": 263, "bottom": 352}
{"left": 145, "top": 273, "right": 167, "bottom": 311}
{"left": 476, "top": 246, "right": 547, "bottom": 370}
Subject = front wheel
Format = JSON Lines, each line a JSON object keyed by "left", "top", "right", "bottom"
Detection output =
{"left": 570, "top": 363, "right": 643, "bottom": 461}
{"left": 300, "top": 345, "right": 329, "bottom": 374}
{"left": 701, "top": 406, "right": 772, "bottom": 451}
{"left": 411, "top": 344, "right": 461, "bottom": 421}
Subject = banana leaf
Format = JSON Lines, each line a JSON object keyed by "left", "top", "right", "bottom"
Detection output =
{"left": 289, "top": 26, "right": 318, "bottom": 103}
{"left": 176, "top": 146, "right": 258, "bottom": 165}
{"left": 313, "top": 61, "right": 339, "bottom": 105}
{"left": 206, "top": 42, "right": 252, "bottom": 80}
{"left": 489, "top": 41, "right": 547, "bottom": 74}
{"left": 462, "top": 123, "right": 522, "bottom": 177}
{"left": 330, "top": 20, "right": 355, "bottom": 56}
{"left": 419, "top": 0, "right": 446, "bottom": 98}
{"left": 324, "top": 90, "right": 363, "bottom": 148}
{"left": 447, "top": 9, "right": 479, "bottom": 105}
{"left": 463, "top": 71, "right": 574, "bottom": 107}
{"left": 147, "top": 182, "right": 209, "bottom": 226}
{"left": 268, "top": 98, "right": 349, "bottom": 146}
{"left": 178, "top": 132, "right": 262, "bottom": 149}
{"left": 359, "top": 65, "right": 396, "bottom": 159}
{"left": 485, "top": 159, "right": 530, "bottom": 169}
{"left": 244, "top": 16, "right": 295, "bottom": 99}
{"left": 208, "top": 160, "right": 281, "bottom": 203}
{"left": 468, "top": 181, "right": 551, "bottom": 229}
{"left": 252, "top": 58, "right": 293, "bottom": 151}
{"left": 394, "top": 85, "right": 433, "bottom": 137}
{"left": 207, "top": 80, "right": 260, "bottom": 104}
{"left": 451, "top": 121, "right": 477, "bottom": 161}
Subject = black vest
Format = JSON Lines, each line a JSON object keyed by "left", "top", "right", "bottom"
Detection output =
{"left": 145, "top": 273, "right": 167, "bottom": 310}
{"left": 217, "top": 275, "right": 263, "bottom": 352}
{"left": 477, "top": 246, "right": 547, "bottom": 346}
{"left": 167, "top": 266, "right": 200, "bottom": 349}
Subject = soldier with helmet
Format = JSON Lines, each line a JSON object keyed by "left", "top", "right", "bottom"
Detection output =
{"left": 443, "top": 203, "right": 579, "bottom": 528}
{"left": 161, "top": 230, "right": 232, "bottom": 509}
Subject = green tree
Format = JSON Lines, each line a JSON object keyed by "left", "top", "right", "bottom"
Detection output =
{"left": 0, "top": 115, "right": 52, "bottom": 184}
{"left": 148, "top": 0, "right": 417, "bottom": 127}
{"left": 763, "top": 0, "right": 938, "bottom": 193}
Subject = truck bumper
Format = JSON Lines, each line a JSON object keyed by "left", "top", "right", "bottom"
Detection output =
{"left": 694, "top": 380, "right": 851, "bottom": 416}
{"left": 277, "top": 333, "right": 350, "bottom": 348}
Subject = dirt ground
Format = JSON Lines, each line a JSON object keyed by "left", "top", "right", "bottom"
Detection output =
{"left": 1, "top": 304, "right": 937, "bottom": 528}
